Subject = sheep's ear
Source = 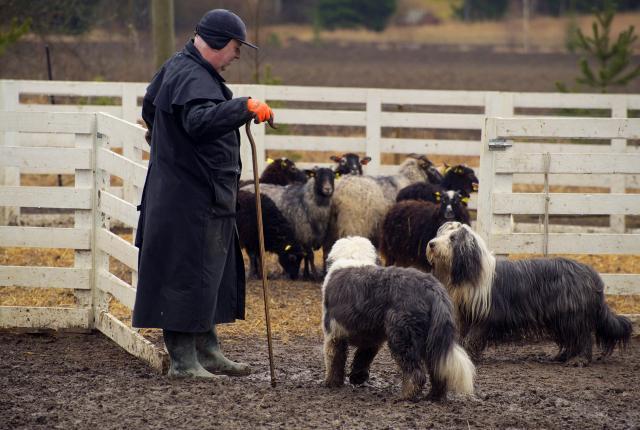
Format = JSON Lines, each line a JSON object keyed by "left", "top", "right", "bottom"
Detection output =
{"left": 407, "top": 153, "right": 420, "bottom": 160}
{"left": 361, "top": 156, "right": 371, "bottom": 165}
{"left": 266, "top": 158, "right": 274, "bottom": 164}
{"left": 330, "top": 155, "right": 342, "bottom": 163}
{"left": 444, "top": 164, "right": 452, "bottom": 174}
{"left": 304, "top": 169, "right": 316, "bottom": 178}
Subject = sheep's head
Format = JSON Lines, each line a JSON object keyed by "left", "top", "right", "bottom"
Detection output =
{"left": 278, "top": 243, "right": 305, "bottom": 280}
{"left": 261, "top": 157, "right": 308, "bottom": 185}
{"left": 408, "top": 153, "right": 443, "bottom": 184}
{"left": 330, "top": 153, "right": 371, "bottom": 176}
{"left": 305, "top": 167, "right": 335, "bottom": 199}
{"left": 443, "top": 164, "right": 479, "bottom": 197}
{"left": 434, "top": 190, "right": 470, "bottom": 223}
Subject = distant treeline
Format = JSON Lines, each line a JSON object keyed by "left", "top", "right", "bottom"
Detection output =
{"left": 0, "top": 0, "right": 638, "bottom": 35}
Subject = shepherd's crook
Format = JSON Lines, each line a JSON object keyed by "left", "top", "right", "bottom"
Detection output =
{"left": 245, "top": 118, "right": 276, "bottom": 387}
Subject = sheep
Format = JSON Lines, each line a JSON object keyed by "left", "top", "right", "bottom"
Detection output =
{"left": 239, "top": 157, "right": 307, "bottom": 188}
{"left": 324, "top": 154, "right": 442, "bottom": 253}
{"left": 330, "top": 153, "right": 371, "bottom": 176}
{"left": 396, "top": 164, "right": 479, "bottom": 204}
{"left": 236, "top": 190, "right": 305, "bottom": 280}
{"left": 253, "top": 167, "right": 337, "bottom": 280}
{"left": 379, "top": 191, "right": 470, "bottom": 271}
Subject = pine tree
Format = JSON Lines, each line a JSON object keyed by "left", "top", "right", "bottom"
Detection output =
{"left": 557, "top": 0, "right": 640, "bottom": 92}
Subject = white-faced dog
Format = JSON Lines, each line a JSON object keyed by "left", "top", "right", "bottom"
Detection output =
{"left": 427, "top": 222, "right": 632, "bottom": 366}
{"left": 322, "top": 236, "right": 475, "bottom": 401}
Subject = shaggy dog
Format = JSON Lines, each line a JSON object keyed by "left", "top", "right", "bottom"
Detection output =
{"left": 426, "top": 222, "right": 632, "bottom": 366}
{"left": 322, "top": 236, "right": 475, "bottom": 401}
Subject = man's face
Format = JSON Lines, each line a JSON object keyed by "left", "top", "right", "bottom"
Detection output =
{"left": 216, "top": 39, "right": 241, "bottom": 72}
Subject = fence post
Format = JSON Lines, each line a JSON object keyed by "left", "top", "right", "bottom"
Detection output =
{"left": 610, "top": 98, "right": 628, "bottom": 233}
{"left": 365, "top": 89, "right": 382, "bottom": 175}
{"left": 75, "top": 115, "right": 97, "bottom": 328}
{"left": 93, "top": 128, "right": 111, "bottom": 325}
{"left": 121, "top": 84, "right": 139, "bottom": 124}
{"left": 0, "top": 81, "right": 20, "bottom": 225}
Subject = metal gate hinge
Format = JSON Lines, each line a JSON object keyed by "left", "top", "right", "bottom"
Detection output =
{"left": 488, "top": 138, "right": 513, "bottom": 151}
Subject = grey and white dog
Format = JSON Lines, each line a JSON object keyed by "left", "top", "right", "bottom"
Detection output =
{"left": 427, "top": 222, "right": 632, "bottom": 366}
{"left": 322, "top": 236, "right": 475, "bottom": 401}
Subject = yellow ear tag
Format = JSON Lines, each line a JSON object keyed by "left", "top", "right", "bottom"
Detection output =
{"left": 266, "top": 158, "right": 274, "bottom": 164}
{"left": 462, "top": 197, "right": 470, "bottom": 203}
{"left": 284, "top": 244, "right": 292, "bottom": 251}
{"left": 335, "top": 173, "right": 341, "bottom": 179}
{"left": 444, "top": 166, "right": 452, "bottom": 174}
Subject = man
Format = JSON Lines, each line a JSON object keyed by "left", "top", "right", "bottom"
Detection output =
{"left": 132, "top": 9, "right": 273, "bottom": 378}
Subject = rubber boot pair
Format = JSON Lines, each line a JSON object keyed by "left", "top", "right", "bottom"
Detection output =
{"left": 163, "top": 327, "right": 251, "bottom": 378}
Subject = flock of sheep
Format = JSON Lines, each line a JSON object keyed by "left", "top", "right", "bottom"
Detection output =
{"left": 236, "top": 153, "right": 479, "bottom": 280}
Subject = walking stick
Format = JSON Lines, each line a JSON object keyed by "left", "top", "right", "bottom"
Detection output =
{"left": 245, "top": 118, "right": 276, "bottom": 387}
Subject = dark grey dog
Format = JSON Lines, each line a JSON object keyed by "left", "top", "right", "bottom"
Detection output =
{"left": 322, "top": 236, "right": 475, "bottom": 401}
{"left": 427, "top": 222, "right": 632, "bottom": 366}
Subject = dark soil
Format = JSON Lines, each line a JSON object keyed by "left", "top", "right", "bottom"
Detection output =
{"left": 1, "top": 330, "right": 639, "bottom": 429}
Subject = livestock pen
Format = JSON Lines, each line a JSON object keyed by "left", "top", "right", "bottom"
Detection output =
{"left": 1, "top": 80, "right": 640, "bottom": 428}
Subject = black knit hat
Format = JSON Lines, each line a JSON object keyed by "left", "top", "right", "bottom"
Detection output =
{"left": 195, "top": 9, "right": 258, "bottom": 50}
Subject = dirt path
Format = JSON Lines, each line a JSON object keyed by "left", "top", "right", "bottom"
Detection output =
{"left": 1, "top": 331, "right": 638, "bottom": 429}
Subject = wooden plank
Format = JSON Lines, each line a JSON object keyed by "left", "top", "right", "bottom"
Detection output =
{"left": 0, "top": 266, "right": 90, "bottom": 289}
{"left": 512, "top": 142, "right": 640, "bottom": 155}
{"left": 261, "top": 85, "right": 367, "bottom": 102}
{"left": 495, "top": 153, "right": 640, "bottom": 175}
{"left": 491, "top": 233, "right": 640, "bottom": 255}
{"left": 96, "top": 113, "right": 147, "bottom": 151}
{"left": 95, "top": 311, "right": 168, "bottom": 374}
{"left": 381, "top": 138, "right": 480, "bottom": 155}
{"left": 0, "top": 111, "right": 94, "bottom": 133}
{"left": 0, "top": 146, "right": 92, "bottom": 170}
{"left": 492, "top": 117, "right": 640, "bottom": 140}
{"left": 0, "top": 186, "right": 92, "bottom": 209}
{"left": 0, "top": 226, "right": 91, "bottom": 249}
{"left": 381, "top": 88, "right": 486, "bottom": 106}
{"left": 381, "top": 112, "right": 484, "bottom": 129}
{"left": 264, "top": 135, "right": 365, "bottom": 152}
{"left": 96, "top": 228, "right": 138, "bottom": 270}
{"left": 99, "top": 190, "right": 139, "bottom": 228}
{"left": 602, "top": 274, "right": 640, "bottom": 295}
{"left": 96, "top": 270, "right": 136, "bottom": 309}
{"left": 13, "top": 79, "right": 147, "bottom": 97}
{"left": 19, "top": 104, "right": 122, "bottom": 117}
{"left": 0, "top": 306, "right": 91, "bottom": 329}
{"left": 513, "top": 92, "right": 628, "bottom": 109}
{"left": 493, "top": 193, "right": 640, "bottom": 215}
{"left": 96, "top": 147, "right": 147, "bottom": 190}
{"left": 513, "top": 173, "right": 640, "bottom": 189}
{"left": 276, "top": 109, "right": 366, "bottom": 126}
{"left": 18, "top": 133, "right": 75, "bottom": 148}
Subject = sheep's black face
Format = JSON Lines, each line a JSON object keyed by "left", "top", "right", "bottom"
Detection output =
{"left": 278, "top": 245, "right": 304, "bottom": 280}
{"left": 309, "top": 167, "right": 335, "bottom": 198}
{"left": 280, "top": 158, "right": 308, "bottom": 184}
{"left": 437, "top": 191, "right": 468, "bottom": 222}
{"left": 426, "top": 165, "right": 444, "bottom": 184}
{"left": 444, "top": 164, "right": 479, "bottom": 197}
{"left": 330, "top": 153, "right": 371, "bottom": 176}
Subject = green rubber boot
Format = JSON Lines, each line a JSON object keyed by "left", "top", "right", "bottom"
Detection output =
{"left": 196, "top": 326, "right": 251, "bottom": 376}
{"left": 163, "top": 330, "right": 218, "bottom": 379}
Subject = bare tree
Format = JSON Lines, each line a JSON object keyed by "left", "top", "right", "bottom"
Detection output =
{"left": 152, "top": 0, "right": 175, "bottom": 70}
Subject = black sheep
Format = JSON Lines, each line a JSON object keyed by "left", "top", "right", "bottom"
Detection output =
{"left": 236, "top": 190, "right": 305, "bottom": 280}
{"left": 330, "top": 153, "right": 371, "bottom": 176}
{"left": 239, "top": 157, "right": 308, "bottom": 188}
{"left": 396, "top": 164, "right": 479, "bottom": 203}
{"left": 379, "top": 191, "right": 470, "bottom": 271}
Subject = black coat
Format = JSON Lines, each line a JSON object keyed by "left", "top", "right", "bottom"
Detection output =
{"left": 132, "top": 40, "right": 253, "bottom": 332}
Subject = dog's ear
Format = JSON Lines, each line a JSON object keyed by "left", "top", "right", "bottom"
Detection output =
{"left": 451, "top": 229, "right": 483, "bottom": 286}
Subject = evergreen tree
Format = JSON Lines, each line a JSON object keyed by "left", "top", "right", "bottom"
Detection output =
{"left": 316, "top": 0, "right": 396, "bottom": 32}
{"left": 0, "top": 18, "right": 30, "bottom": 56}
{"left": 557, "top": 0, "right": 640, "bottom": 92}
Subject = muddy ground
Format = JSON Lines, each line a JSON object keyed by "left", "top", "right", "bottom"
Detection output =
{"left": 1, "top": 326, "right": 639, "bottom": 429}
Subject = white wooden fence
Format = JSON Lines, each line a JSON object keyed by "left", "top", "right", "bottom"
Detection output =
{"left": 2, "top": 79, "right": 639, "bottom": 229}
{"left": 477, "top": 116, "right": 640, "bottom": 326}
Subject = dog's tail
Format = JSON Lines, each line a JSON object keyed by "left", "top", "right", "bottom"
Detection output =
{"left": 426, "top": 300, "right": 475, "bottom": 395}
{"left": 596, "top": 301, "right": 632, "bottom": 356}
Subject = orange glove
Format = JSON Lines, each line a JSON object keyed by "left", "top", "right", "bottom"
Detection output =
{"left": 247, "top": 98, "right": 273, "bottom": 124}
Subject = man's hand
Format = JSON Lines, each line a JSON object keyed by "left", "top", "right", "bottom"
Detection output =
{"left": 247, "top": 98, "right": 274, "bottom": 124}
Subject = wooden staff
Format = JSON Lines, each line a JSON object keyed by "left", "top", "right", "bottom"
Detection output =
{"left": 245, "top": 119, "right": 276, "bottom": 387}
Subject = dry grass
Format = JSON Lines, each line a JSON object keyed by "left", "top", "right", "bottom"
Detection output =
{"left": 266, "top": 12, "right": 640, "bottom": 52}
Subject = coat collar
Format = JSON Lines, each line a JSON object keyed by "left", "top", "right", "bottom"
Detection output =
{"left": 184, "top": 39, "right": 226, "bottom": 83}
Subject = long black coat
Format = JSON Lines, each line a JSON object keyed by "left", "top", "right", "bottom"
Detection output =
{"left": 132, "top": 40, "right": 252, "bottom": 332}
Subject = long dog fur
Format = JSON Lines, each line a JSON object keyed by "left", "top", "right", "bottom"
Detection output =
{"left": 426, "top": 222, "right": 632, "bottom": 366}
{"left": 322, "top": 236, "right": 475, "bottom": 401}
